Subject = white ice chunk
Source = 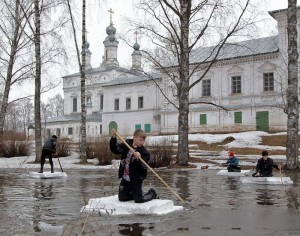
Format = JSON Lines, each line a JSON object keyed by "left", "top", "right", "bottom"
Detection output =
{"left": 29, "top": 171, "right": 68, "bottom": 179}
{"left": 81, "top": 195, "right": 183, "bottom": 215}
{"left": 241, "top": 176, "right": 293, "bottom": 185}
{"left": 217, "top": 169, "right": 251, "bottom": 176}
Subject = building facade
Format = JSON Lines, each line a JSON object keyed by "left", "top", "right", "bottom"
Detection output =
{"left": 37, "top": 7, "right": 299, "bottom": 140}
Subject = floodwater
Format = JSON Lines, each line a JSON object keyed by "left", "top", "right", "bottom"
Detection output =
{"left": 0, "top": 168, "right": 299, "bottom": 236}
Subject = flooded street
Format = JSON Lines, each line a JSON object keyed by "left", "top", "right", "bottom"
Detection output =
{"left": 0, "top": 168, "right": 299, "bottom": 236}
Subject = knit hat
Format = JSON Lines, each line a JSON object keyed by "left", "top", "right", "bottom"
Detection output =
{"left": 229, "top": 151, "right": 235, "bottom": 157}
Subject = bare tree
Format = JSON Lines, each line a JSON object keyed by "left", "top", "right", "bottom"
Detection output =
{"left": 4, "top": 102, "right": 22, "bottom": 132}
{"left": 128, "top": 0, "right": 255, "bottom": 165}
{"left": 66, "top": 0, "right": 87, "bottom": 163}
{"left": 18, "top": 98, "right": 34, "bottom": 134}
{"left": 0, "top": 0, "right": 34, "bottom": 135}
{"left": 33, "top": 0, "right": 43, "bottom": 162}
{"left": 47, "top": 93, "right": 64, "bottom": 117}
{"left": 286, "top": 0, "right": 299, "bottom": 170}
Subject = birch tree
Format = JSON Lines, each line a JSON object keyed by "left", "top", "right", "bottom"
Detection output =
{"left": 286, "top": 0, "right": 299, "bottom": 170}
{"left": 66, "top": 0, "right": 87, "bottom": 163}
{"left": 129, "top": 0, "right": 255, "bottom": 165}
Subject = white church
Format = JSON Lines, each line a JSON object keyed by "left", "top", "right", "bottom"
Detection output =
{"left": 41, "top": 7, "right": 298, "bottom": 140}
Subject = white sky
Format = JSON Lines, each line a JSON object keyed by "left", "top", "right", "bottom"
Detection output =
{"left": 9, "top": 0, "right": 289, "bottom": 102}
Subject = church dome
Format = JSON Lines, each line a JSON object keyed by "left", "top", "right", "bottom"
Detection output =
{"left": 109, "top": 34, "right": 116, "bottom": 42}
{"left": 133, "top": 42, "right": 140, "bottom": 51}
{"left": 106, "top": 24, "right": 116, "bottom": 35}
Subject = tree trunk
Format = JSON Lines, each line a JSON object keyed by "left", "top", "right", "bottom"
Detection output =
{"left": 34, "top": 0, "right": 42, "bottom": 162}
{"left": 80, "top": 0, "right": 87, "bottom": 164}
{"left": 177, "top": 0, "right": 191, "bottom": 165}
{"left": 286, "top": 0, "right": 299, "bottom": 170}
{"left": 0, "top": 0, "right": 20, "bottom": 135}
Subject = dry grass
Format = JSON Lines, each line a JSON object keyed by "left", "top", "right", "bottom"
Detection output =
{"left": 189, "top": 134, "right": 298, "bottom": 155}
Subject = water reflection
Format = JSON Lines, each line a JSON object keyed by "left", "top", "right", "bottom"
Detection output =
{"left": 0, "top": 169, "right": 299, "bottom": 235}
{"left": 224, "top": 177, "right": 239, "bottom": 207}
{"left": 175, "top": 171, "right": 191, "bottom": 201}
{"left": 225, "top": 177, "right": 238, "bottom": 191}
{"left": 256, "top": 187, "right": 275, "bottom": 205}
{"left": 33, "top": 182, "right": 54, "bottom": 200}
{"left": 118, "top": 223, "right": 147, "bottom": 236}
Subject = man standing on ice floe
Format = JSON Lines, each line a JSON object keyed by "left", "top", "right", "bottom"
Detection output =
{"left": 38, "top": 135, "right": 58, "bottom": 173}
{"left": 110, "top": 128, "right": 158, "bottom": 203}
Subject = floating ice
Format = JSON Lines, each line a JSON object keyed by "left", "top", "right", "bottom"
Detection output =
{"left": 29, "top": 171, "right": 68, "bottom": 179}
{"left": 241, "top": 176, "right": 293, "bottom": 185}
{"left": 81, "top": 195, "right": 183, "bottom": 215}
{"left": 217, "top": 169, "right": 251, "bottom": 176}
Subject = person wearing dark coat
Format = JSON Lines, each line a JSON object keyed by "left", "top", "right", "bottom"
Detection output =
{"left": 38, "top": 135, "right": 58, "bottom": 173}
{"left": 110, "top": 128, "right": 158, "bottom": 203}
{"left": 252, "top": 150, "right": 281, "bottom": 177}
{"left": 223, "top": 151, "right": 241, "bottom": 172}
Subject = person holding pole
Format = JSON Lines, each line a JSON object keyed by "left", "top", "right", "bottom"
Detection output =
{"left": 110, "top": 128, "right": 158, "bottom": 203}
{"left": 38, "top": 135, "right": 58, "bottom": 173}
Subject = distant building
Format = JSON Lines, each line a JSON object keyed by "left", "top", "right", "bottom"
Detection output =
{"left": 30, "top": 7, "right": 298, "bottom": 140}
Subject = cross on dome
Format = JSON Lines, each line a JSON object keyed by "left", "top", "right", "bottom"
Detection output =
{"left": 108, "top": 8, "right": 114, "bottom": 24}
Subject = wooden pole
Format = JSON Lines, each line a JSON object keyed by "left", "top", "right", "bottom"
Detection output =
{"left": 56, "top": 155, "right": 64, "bottom": 172}
{"left": 114, "top": 131, "right": 185, "bottom": 203}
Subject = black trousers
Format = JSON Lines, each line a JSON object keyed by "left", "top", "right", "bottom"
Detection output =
{"left": 118, "top": 178, "right": 156, "bottom": 203}
{"left": 40, "top": 149, "right": 54, "bottom": 172}
{"left": 227, "top": 165, "right": 241, "bottom": 172}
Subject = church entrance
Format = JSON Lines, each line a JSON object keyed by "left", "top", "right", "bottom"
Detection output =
{"left": 256, "top": 111, "right": 269, "bottom": 132}
{"left": 109, "top": 121, "right": 118, "bottom": 133}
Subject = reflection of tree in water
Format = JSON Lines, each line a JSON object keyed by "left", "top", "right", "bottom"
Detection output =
{"left": 286, "top": 187, "right": 299, "bottom": 210}
{"left": 175, "top": 171, "right": 190, "bottom": 201}
{"left": 286, "top": 173, "right": 300, "bottom": 210}
{"left": 118, "top": 223, "right": 148, "bottom": 236}
{"left": 256, "top": 188, "right": 275, "bottom": 206}
{"left": 0, "top": 176, "right": 7, "bottom": 205}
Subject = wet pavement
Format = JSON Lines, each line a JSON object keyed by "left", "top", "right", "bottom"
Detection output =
{"left": 0, "top": 168, "right": 299, "bottom": 236}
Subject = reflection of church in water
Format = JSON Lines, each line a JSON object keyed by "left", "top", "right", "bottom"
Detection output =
{"left": 37, "top": 7, "right": 296, "bottom": 140}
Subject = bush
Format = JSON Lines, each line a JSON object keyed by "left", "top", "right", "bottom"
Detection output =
{"left": 1, "top": 141, "right": 31, "bottom": 157}
{"left": 87, "top": 138, "right": 116, "bottom": 165}
{"left": 18, "top": 142, "right": 31, "bottom": 156}
{"left": 56, "top": 141, "right": 70, "bottom": 157}
{"left": 147, "top": 137, "right": 174, "bottom": 168}
{"left": 2, "top": 131, "right": 26, "bottom": 141}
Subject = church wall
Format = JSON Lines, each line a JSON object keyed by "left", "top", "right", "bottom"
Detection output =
{"left": 102, "top": 81, "right": 161, "bottom": 135}
{"left": 159, "top": 49, "right": 291, "bottom": 133}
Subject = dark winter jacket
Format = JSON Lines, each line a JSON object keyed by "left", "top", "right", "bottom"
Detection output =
{"left": 43, "top": 137, "right": 57, "bottom": 153}
{"left": 225, "top": 156, "right": 239, "bottom": 166}
{"left": 255, "top": 157, "right": 279, "bottom": 173}
{"left": 110, "top": 137, "right": 150, "bottom": 182}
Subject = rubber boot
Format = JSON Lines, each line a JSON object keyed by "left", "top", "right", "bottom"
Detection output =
{"left": 38, "top": 166, "right": 43, "bottom": 173}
